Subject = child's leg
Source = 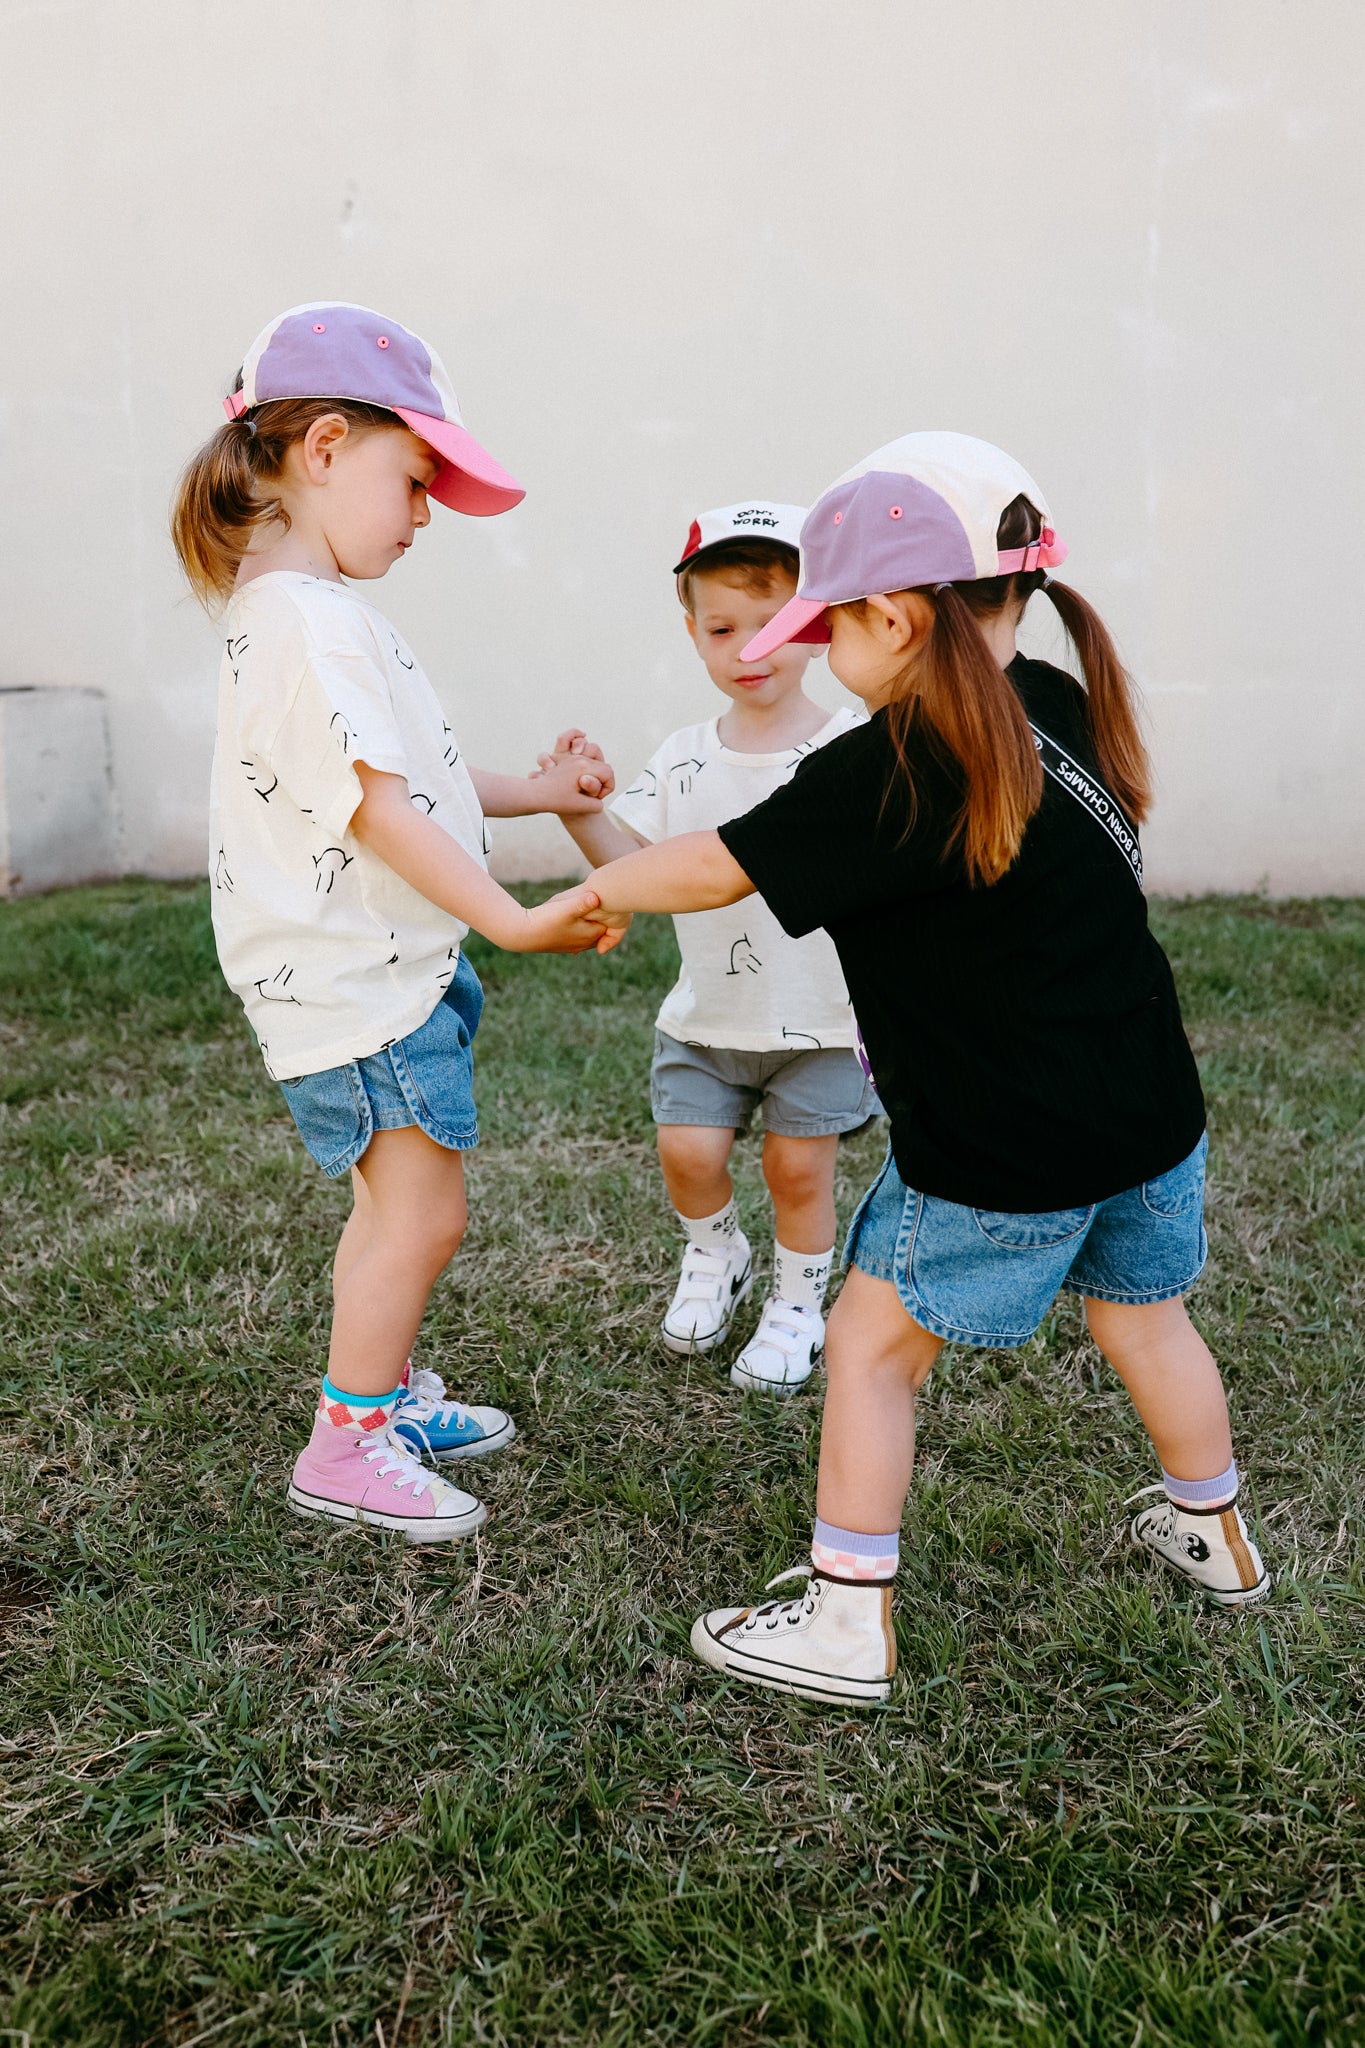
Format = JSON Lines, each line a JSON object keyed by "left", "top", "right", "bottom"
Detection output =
{"left": 289, "top": 1128, "right": 484, "bottom": 1543}
{"left": 327, "top": 1127, "right": 468, "bottom": 1397}
{"left": 731, "top": 1134, "right": 841, "bottom": 1394}
{"left": 1085, "top": 1293, "right": 1267, "bottom": 1604}
{"left": 332, "top": 1162, "right": 374, "bottom": 1301}
{"left": 761, "top": 1132, "right": 839, "bottom": 1254}
{"left": 655, "top": 1124, "right": 752, "bottom": 1352}
{"left": 1081, "top": 1295, "right": 1232, "bottom": 1482}
{"left": 691, "top": 1266, "right": 939, "bottom": 1703}
{"left": 656, "top": 1122, "right": 737, "bottom": 1226}
{"left": 816, "top": 1266, "right": 942, "bottom": 1531}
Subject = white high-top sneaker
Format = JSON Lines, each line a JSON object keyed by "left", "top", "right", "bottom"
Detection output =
{"left": 1129, "top": 1486, "right": 1270, "bottom": 1606}
{"left": 730, "top": 1296, "right": 824, "bottom": 1395}
{"left": 660, "top": 1231, "right": 752, "bottom": 1353}
{"left": 690, "top": 1566, "right": 896, "bottom": 1704}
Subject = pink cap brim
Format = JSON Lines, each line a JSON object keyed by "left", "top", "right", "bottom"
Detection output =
{"left": 740, "top": 595, "right": 832, "bottom": 663}
{"left": 394, "top": 408, "right": 525, "bottom": 516}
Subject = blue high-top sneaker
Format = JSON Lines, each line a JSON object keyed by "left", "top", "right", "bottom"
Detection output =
{"left": 393, "top": 1364, "right": 516, "bottom": 1463}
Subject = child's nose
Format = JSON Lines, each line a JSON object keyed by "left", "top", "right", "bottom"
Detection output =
{"left": 413, "top": 492, "right": 432, "bottom": 527}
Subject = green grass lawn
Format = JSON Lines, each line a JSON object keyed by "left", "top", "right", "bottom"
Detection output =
{"left": 0, "top": 884, "right": 1362, "bottom": 2048}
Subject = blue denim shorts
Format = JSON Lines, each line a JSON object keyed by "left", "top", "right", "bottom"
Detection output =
{"left": 844, "top": 1134, "right": 1208, "bottom": 1347}
{"left": 278, "top": 953, "right": 484, "bottom": 1178}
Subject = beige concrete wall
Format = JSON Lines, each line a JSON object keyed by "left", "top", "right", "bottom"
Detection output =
{"left": 2, "top": 0, "right": 1360, "bottom": 892}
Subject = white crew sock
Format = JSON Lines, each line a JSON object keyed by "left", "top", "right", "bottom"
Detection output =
{"left": 773, "top": 1241, "right": 834, "bottom": 1314}
{"left": 677, "top": 1196, "right": 739, "bottom": 1249}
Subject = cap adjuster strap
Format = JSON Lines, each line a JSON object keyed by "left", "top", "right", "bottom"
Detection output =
{"left": 997, "top": 526, "right": 1069, "bottom": 574}
{"left": 222, "top": 390, "right": 250, "bottom": 422}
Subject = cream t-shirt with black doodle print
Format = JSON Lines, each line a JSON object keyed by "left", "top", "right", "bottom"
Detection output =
{"left": 209, "top": 571, "right": 487, "bottom": 1081}
{"left": 610, "top": 708, "right": 864, "bottom": 1052}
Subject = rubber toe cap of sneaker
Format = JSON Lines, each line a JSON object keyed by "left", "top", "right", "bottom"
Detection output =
{"left": 730, "top": 1357, "right": 813, "bottom": 1395}
{"left": 455, "top": 1407, "right": 517, "bottom": 1454}
{"left": 690, "top": 1607, "right": 748, "bottom": 1671}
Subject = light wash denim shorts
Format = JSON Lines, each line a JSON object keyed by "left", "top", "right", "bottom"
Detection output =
{"left": 650, "top": 1030, "right": 878, "bottom": 1139}
{"left": 278, "top": 953, "right": 483, "bottom": 1179}
{"left": 843, "top": 1133, "right": 1208, "bottom": 1347}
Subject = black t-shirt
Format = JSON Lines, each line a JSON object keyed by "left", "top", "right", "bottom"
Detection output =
{"left": 718, "top": 657, "right": 1205, "bottom": 1213}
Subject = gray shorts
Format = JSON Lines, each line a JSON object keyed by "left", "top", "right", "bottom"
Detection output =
{"left": 650, "top": 1030, "right": 878, "bottom": 1139}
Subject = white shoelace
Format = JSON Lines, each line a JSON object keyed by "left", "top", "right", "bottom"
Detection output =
{"left": 739, "top": 1565, "right": 819, "bottom": 1634}
{"left": 403, "top": 1366, "right": 473, "bottom": 1432}
{"left": 360, "top": 1423, "right": 442, "bottom": 1501}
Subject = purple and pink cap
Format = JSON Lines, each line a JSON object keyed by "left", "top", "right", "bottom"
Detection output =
{"left": 740, "top": 432, "right": 1068, "bottom": 662}
{"left": 223, "top": 302, "right": 524, "bottom": 516}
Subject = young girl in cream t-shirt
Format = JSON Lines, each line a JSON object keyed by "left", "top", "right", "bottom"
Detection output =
{"left": 173, "top": 300, "right": 608, "bottom": 1545}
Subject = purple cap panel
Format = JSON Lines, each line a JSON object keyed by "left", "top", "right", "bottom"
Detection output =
{"left": 799, "top": 472, "right": 976, "bottom": 602}
{"left": 255, "top": 306, "right": 445, "bottom": 418}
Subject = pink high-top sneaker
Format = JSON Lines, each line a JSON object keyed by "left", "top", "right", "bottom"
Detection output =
{"left": 288, "top": 1409, "right": 487, "bottom": 1544}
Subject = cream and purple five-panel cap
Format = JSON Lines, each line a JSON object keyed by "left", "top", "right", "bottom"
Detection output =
{"left": 740, "top": 432, "right": 1069, "bottom": 663}
{"left": 223, "top": 302, "right": 524, "bottom": 516}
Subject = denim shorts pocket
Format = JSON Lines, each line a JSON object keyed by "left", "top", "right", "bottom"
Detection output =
{"left": 1140, "top": 1132, "right": 1208, "bottom": 1217}
{"left": 278, "top": 1061, "right": 370, "bottom": 1176}
{"left": 972, "top": 1205, "right": 1095, "bottom": 1250}
{"left": 905, "top": 1194, "right": 1083, "bottom": 1346}
{"left": 390, "top": 998, "right": 477, "bottom": 1139}
{"left": 440, "top": 951, "right": 484, "bottom": 1043}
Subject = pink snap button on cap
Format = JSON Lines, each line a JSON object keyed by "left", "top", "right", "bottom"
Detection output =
{"left": 833, "top": 509, "right": 843, "bottom": 524}
{"left": 376, "top": 335, "right": 390, "bottom": 348}
{"left": 312, "top": 322, "right": 326, "bottom": 333}
{"left": 889, "top": 505, "right": 903, "bottom": 518}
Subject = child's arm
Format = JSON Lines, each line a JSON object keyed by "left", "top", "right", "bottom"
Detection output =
{"left": 351, "top": 764, "right": 607, "bottom": 954}
{"left": 469, "top": 752, "right": 610, "bottom": 820}
{"left": 585, "top": 830, "right": 754, "bottom": 922}
{"left": 534, "top": 728, "right": 646, "bottom": 868}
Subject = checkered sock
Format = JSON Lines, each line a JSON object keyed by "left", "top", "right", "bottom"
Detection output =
{"left": 811, "top": 1515, "right": 899, "bottom": 1583}
{"left": 1163, "top": 1458, "right": 1238, "bottom": 1510}
{"left": 316, "top": 1375, "right": 404, "bottom": 1434}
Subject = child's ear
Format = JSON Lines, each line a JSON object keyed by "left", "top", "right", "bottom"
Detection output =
{"left": 683, "top": 613, "right": 699, "bottom": 649}
{"left": 302, "top": 412, "right": 351, "bottom": 480}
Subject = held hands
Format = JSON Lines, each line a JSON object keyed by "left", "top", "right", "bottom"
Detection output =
{"left": 529, "top": 729, "right": 617, "bottom": 815}
{"left": 519, "top": 884, "right": 631, "bottom": 956}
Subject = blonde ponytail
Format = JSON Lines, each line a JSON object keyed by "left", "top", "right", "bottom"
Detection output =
{"left": 169, "top": 393, "right": 402, "bottom": 610}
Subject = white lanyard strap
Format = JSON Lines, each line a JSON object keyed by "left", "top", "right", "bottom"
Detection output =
{"left": 1029, "top": 720, "right": 1143, "bottom": 890}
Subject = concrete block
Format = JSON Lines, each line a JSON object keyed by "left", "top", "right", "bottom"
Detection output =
{"left": 0, "top": 687, "right": 121, "bottom": 898}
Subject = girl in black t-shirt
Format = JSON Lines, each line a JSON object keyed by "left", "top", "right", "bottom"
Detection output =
{"left": 573, "top": 433, "right": 1269, "bottom": 1705}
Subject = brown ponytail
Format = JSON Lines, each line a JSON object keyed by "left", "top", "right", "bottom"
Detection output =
{"left": 1042, "top": 578, "right": 1150, "bottom": 823}
{"left": 876, "top": 492, "right": 1151, "bottom": 884}
{"left": 170, "top": 390, "right": 402, "bottom": 610}
{"left": 883, "top": 585, "right": 1042, "bottom": 885}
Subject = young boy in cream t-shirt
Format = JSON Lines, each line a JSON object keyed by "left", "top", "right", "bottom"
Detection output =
{"left": 548, "top": 503, "right": 875, "bottom": 1394}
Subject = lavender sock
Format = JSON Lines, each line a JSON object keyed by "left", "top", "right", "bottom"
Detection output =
{"left": 811, "top": 1516, "right": 899, "bottom": 1582}
{"left": 1163, "top": 1458, "right": 1238, "bottom": 1510}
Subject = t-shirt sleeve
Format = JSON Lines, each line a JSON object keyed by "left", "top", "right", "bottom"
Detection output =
{"left": 244, "top": 597, "right": 409, "bottom": 839}
{"left": 719, "top": 724, "right": 945, "bottom": 936}
{"left": 608, "top": 739, "right": 672, "bottom": 845}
